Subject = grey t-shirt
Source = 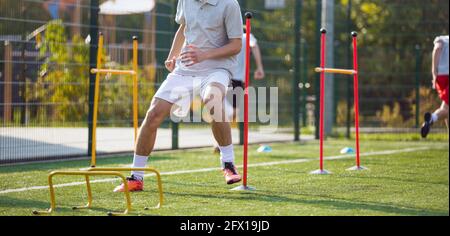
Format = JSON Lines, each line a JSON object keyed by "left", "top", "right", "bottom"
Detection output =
{"left": 434, "top": 35, "right": 449, "bottom": 75}
{"left": 174, "top": 0, "right": 244, "bottom": 78}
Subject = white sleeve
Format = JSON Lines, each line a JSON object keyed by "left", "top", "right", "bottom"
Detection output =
{"left": 434, "top": 36, "right": 445, "bottom": 45}
{"left": 249, "top": 34, "right": 258, "bottom": 48}
{"left": 175, "top": 0, "right": 185, "bottom": 25}
{"left": 224, "top": 1, "right": 244, "bottom": 39}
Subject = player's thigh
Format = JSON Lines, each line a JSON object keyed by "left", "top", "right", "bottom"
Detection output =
{"left": 149, "top": 98, "right": 173, "bottom": 116}
{"left": 441, "top": 101, "right": 449, "bottom": 111}
{"left": 149, "top": 74, "right": 194, "bottom": 120}
{"left": 154, "top": 73, "right": 195, "bottom": 104}
{"left": 143, "top": 98, "right": 172, "bottom": 127}
{"left": 201, "top": 71, "right": 230, "bottom": 104}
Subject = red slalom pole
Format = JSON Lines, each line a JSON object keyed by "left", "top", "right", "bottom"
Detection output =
{"left": 311, "top": 28, "right": 330, "bottom": 175}
{"left": 233, "top": 12, "right": 255, "bottom": 190}
{"left": 243, "top": 13, "right": 251, "bottom": 187}
{"left": 348, "top": 31, "right": 367, "bottom": 171}
{"left": 311, "top": 30, "right": 366, "bottom": 173}
{"left": 319, "top": 29, "right": 326, "bottom": 171}
{"left": 352, "top": 32, "right": 360, "bottom": 168}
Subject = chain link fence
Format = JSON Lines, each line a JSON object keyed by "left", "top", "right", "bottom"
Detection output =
{"left": 1, "top": 0, "right": 448, "bottom": 164}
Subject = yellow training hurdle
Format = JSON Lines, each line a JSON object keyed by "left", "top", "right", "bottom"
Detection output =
{"left": 33, "top": 34, "right": 163, "bottom": 216}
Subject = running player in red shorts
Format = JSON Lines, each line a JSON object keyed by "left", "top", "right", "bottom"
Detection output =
{"left": 421, "top": 35, "right": 449, "bottom": 138}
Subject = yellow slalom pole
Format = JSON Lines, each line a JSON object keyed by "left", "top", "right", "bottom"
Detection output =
{"left": 91, "top": 33, "right": 104, "bottom": 167}
{"left": 315, "top": 67, "right": 357, "bottom": 75}
{"left": 132, "top": 36, "right": 139, "bottom": 142}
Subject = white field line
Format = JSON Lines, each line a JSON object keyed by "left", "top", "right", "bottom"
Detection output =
{"left": 0, "top": 147, "right": 429, "bottom": 195}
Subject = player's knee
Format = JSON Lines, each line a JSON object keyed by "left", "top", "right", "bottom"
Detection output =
{"left": 203, "top": 84, "right": 225, "bottom": 104}
{"left": 203, "top": 97, "right": 227, "bottom": 123}
{"left": 203, "top": 94, "right": 219, "bottom": 107}
{"left": 203, "top": 95, "right": 224, "bottom": 113}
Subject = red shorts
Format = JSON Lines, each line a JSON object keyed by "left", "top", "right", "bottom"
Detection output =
{"left": 436, "top": 75, "right": 449, "bottom": 105}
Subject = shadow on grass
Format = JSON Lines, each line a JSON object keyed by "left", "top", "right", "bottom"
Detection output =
{"left": 0, "top": 195, "right": 150, "bottom": 216}
{"left": 266, "top": 191, "right": 449, "bottom": 216}
{"left": 163, "top": 190, "right": 448, "bottom": 216}
{"left": 341, "top": 175, "right": 449, "bottom": 186}
{"left": 0, "top": 196, "right": 50, "bottom": 212}
{"left": 252, "top": 153, "right": 316, "bottom": 161}
{"left": 164, "top": 180, "right": 223, "bottom": 189}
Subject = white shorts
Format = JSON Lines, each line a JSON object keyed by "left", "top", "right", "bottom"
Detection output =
{"left": 154, "top": 71, "right": 231, "bottom": 117}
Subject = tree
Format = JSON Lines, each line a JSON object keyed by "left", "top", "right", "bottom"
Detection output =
{"left": 30, "top": 19, "right": 155, "bottom": 126}
{"left": 31, "top": 20, "right": 89, "bottom": 123}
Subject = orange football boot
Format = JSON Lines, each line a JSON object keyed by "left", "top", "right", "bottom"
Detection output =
{"left": 223, "top": 162, "right": 242, "bottom": 185}
{"left": 113, "top": 175, "right": 144, "bottom": 192}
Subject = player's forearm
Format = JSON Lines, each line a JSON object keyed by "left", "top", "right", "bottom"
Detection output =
{"left": 167, "top": 24, "right": 185, "bottom": 60}
{"left": 203, "top": 39, "right": 242, "bottom": 60}
{"left": 252, "top": 44, "right": 264, "bottom": 70}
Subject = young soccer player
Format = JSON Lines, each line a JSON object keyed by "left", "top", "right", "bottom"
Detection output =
{"left": 114, "top": 0, "right": 244, "bottom": 192}
{"left": 421, "top": 35, "right": 449, "bottom": 138}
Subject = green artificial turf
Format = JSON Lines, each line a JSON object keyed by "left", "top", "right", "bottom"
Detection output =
{"left": 0, "top": 139, "right": 448, "bottom": 216}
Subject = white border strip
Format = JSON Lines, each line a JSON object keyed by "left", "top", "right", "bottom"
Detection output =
{"left": 0, "top": 147, "right": 429, "bottom": 195}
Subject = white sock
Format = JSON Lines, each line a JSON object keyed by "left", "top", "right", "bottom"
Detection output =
{"left": 131, "top": 154, "right": 148, "bottom": 181}
{"left": 432, "top": 113, "right": 439, "bottom": 122}
{"left": 219, "top": 144, "right": 235, "bottom": 168}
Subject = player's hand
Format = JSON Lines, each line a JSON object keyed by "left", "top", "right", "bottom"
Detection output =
{"left": 180, "top": 45, "right": 206, "bottom": 67}
{"left": 254, "top": 68, "right": 265, "bottom": 80}
{"left": 165, "top": 56, "right": 177, "bottom": 72}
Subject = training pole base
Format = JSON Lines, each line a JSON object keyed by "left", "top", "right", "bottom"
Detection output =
{"left": 347, "top": 166, "right": 368, "bottom": 171}
{"left": 310, "top": 169, "right": 331, "bottom": 175}
{"left": 231, "top": 185, "right": 256, "bottom": 191}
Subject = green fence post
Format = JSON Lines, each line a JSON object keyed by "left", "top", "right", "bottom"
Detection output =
{"left": 415, "top": 44, "right": 421, "bottom": 128}
{"left": 172, "top": 122, "right": 179, "bottom": 149}
{"left": 314, "top": 0, "right": 322, "bottom": 140}
{"left": 293, "top": 0, "right": 303, "bottom": 141}
{"left": 345, "top": 0, "right": 352, "bottom": 139}
{"left": 87, "top": 0, "right": 99, "bottom": 157}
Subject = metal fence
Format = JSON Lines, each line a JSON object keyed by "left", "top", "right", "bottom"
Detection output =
{"left": 0, "top": 0, "right": 449, "bottom": 164}
{"left": 1, "top": 0, "right": 172, "bottom": 163}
